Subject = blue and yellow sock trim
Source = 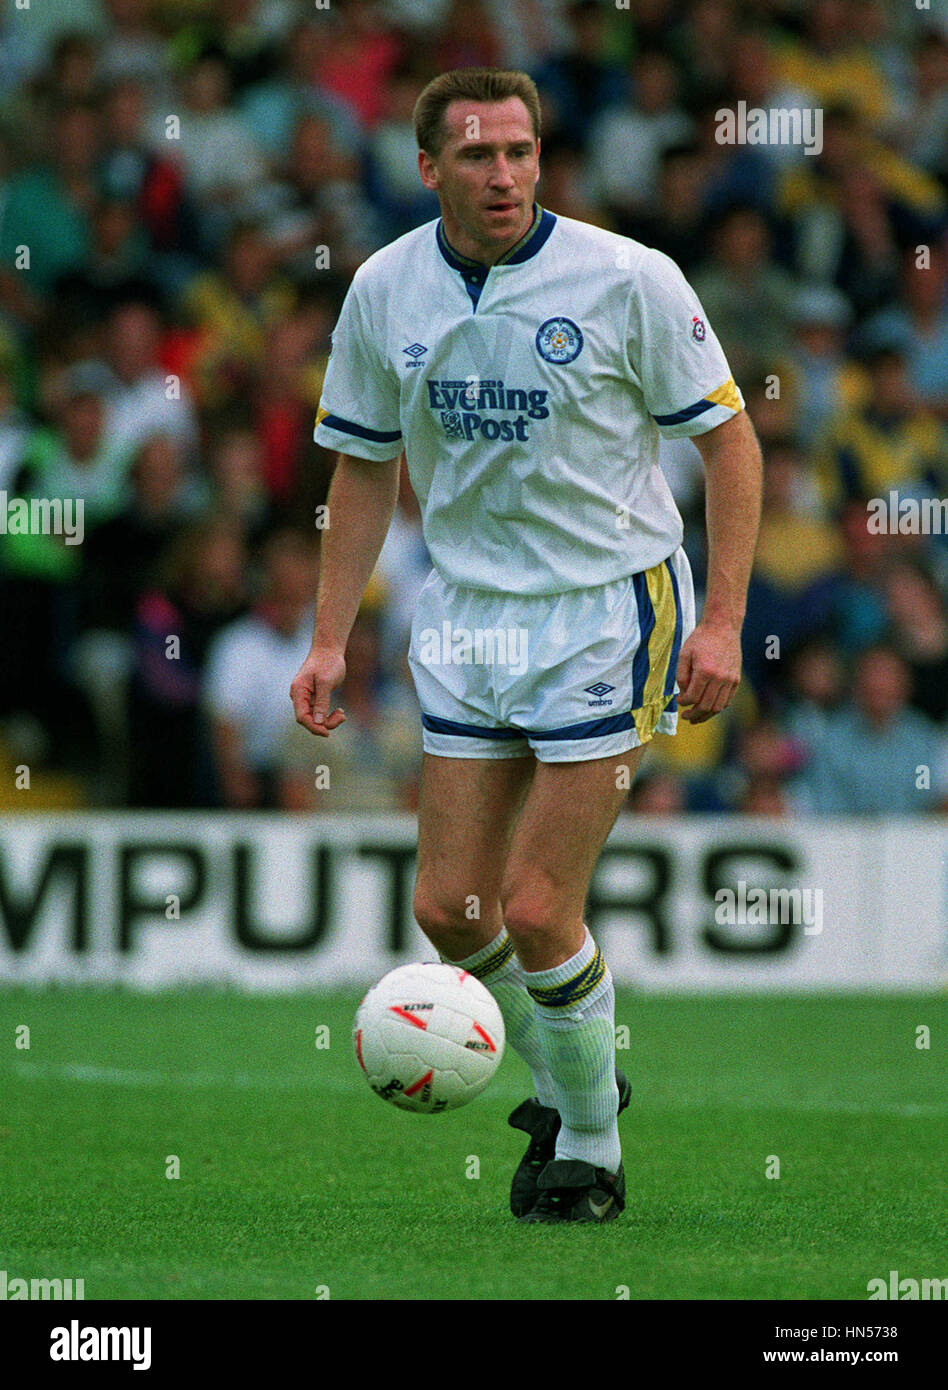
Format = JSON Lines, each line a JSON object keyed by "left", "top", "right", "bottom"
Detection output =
{"left": 467, "top": 933, "right": 516, "bottom": 981}
{"left": 526, "top": 945, "right": 607, "bottom": 1008}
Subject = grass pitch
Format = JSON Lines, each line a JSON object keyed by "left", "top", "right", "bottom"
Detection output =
{"left": 1, "top": 988, "right": 945, "bottom": 1300}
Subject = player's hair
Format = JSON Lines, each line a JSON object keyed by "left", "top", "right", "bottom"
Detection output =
{"left": 413, "top": 68, "right": 541, "bottom": 157}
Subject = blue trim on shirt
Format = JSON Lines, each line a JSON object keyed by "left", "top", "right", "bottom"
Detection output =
{"left": 318, "top": 413, "right": 402, "bottom": 444}
{"left": 652, "top": 398, "right": 716, "bottom": 426}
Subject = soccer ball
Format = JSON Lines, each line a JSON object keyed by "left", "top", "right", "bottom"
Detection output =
{"left": 353, "top": 963, "right": 505, "bottom": 1113}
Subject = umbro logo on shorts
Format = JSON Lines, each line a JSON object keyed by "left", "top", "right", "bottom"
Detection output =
{"left": 584, "top": 682, "right": 615, "bottom": 707}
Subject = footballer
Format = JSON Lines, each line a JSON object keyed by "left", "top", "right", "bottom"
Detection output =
{"left": 291, "top": 68, "right": 762, "bottom": 1223}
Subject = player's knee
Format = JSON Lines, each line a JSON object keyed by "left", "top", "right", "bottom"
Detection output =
{"left": 412, "top": 886, "right": 476, "bottom": 957}
{"left": 500, "top": 877, "right": 560, "bottom": 949}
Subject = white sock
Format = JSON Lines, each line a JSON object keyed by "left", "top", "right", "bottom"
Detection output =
{"left": 443, "top": 928, "right": 557, "bottom": 1108}
{"left": 525, "top": 927, "right": 621, "bottom": 1173}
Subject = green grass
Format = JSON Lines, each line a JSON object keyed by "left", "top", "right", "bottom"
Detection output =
{"left": 0, "top": 989, "right": 945, "bottom": 1299}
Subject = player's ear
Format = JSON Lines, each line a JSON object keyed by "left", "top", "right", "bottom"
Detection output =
{"left": 418, "top": 149, "right": 439, "bottom": 191}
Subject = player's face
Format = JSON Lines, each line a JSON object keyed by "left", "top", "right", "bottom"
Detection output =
{"left": 419, "top": 97, "right": 540, "bottom": 263}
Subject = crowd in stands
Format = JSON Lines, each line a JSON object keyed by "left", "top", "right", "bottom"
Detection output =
{"left": 0, "top": 0, "right": 946, "bottom": 816}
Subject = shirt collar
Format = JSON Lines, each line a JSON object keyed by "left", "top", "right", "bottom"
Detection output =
{"left": 436, "top": 203, "right": 557, "bottom": 277}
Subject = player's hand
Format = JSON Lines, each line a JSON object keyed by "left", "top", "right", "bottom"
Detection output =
{"left": 290, "top": 646, "right": 347, "bottom": 737}
{"left": 676, "top": 620, "right": 742, "bottom": 724}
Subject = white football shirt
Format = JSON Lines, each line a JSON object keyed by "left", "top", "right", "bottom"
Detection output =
{"left": 315, "top": 204, "right": 743, "bottom": 596}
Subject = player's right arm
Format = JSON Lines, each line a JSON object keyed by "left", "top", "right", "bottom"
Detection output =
{"left": 290, "top": 450, "right": 401, "bottom": 736}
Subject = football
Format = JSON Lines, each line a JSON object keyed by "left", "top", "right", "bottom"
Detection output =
{"left": 353, "top": 963, "right": 506, "bottom": 1112}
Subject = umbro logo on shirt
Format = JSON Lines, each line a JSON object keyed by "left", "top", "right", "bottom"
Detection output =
{"left": 403, "top": 343, "right": 428, "bottom": 366}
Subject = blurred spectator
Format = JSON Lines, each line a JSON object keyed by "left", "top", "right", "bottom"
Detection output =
{"left": 436, "top": 0, "right": 501, "bottom": 72}
{"left": 312, "top": 0, "right": 404, "bottom": 131}
{"left": 204, "top": 527, "right": 316, "bottom": 809}
{"left": 237, "top": 18, "right": 364, "bottom": 162}
{"left": 9, "top": 360, "right": 134, "bottom": 534}
{"left": 151, "top": 49, "right": 271, "bottom": 250}
{"left": 167, "top": 0, "right": 286, "bottom": 96}
{"left": 773, "top": 0, "right": 897, "bottom": 130}
{"left": 905, "top": 28, "right": 948, "bottom": 183}
{"left": 668, "top": 0, "right": 735, "bottom": 113}
{"left": 779, "top": 105, "right": 945, "bottom": 310}
{"left": 691, "top": 205, "right": 797, "bottom": 379}
{"left": 0, "top": 360, "right": 31, "bottom": 491}
{"left": 365, "top": 62, "right": 441, "bottom": 241}
{"left": 587, "top": 49, "right": 692, "bottom": 220}
{"left": 532, "top": 0, "right": 627, "bottom": 148}
{"left": 816, "top": 346, "right": 948, "bottom": 512}
{"left": 781, "top": 284, "right": 863, "bottom": 447}
{"left": 802, "top": 499, "right": 893, "bottom": 655}
{"left": 183, "top": 221, "right": 296, "bottom": 409}
{"left": 205, "top": 423, "right": 274, "bottom": 545}
{"left": 624, "top": 142, "right": 709, "bottom": 273}
{"left": 781, "top": 637, "right": 846, "bottom": 753}
{"left": 129, "top": 516, "right": 247, "bottom": 807}
{"left": 625, "top": 767, "right": 687, "bottom": 816}
{"left": 281, "top": 612, "right": 422, "bottom": 813}
{"left": 739, "top": 776, "right": 791, "bottom": 816}
{"left": 99, "top": 76, "right": 199, "bottom": 279}
{"left": 104, "top": 298, "right": 201, "bottom": 465}
{"left": 80, "top": 433, "right": 195, "bottom": 633}
{"left": 746, "top": 439, "right": 843, "bottom": 687}
{"left": 862, "top": 246, "right": 948, "bottom": 420}
{"left": 724, "top": 716, "right": 808, "bottom": 811}
{"left": 0, "top": 32, "right": 100, "bottom": 168}
{"left": 884, "top": 560, "right": 948, "bottom": 725}
{"left": 536, "top": 136, "right": 613, "bottom": 231}
{"left": 98, "top": 0, "right": 169, "bottom": 91}
{"left": 0, "top": 103, "right": 99, "bottom": 306}
{"left": 789, "top": 644, "right": 947, "bottom": 813}
{"left": 252, "top": 314, "right": 321, "bottom": 509}
{"left": 721, "top": 26, "right": 812, "bottom": 172}
{"left": 266, "top": 113, "right": 382, "bottom": 279}
{"left": 54, "top": 195, "right": 151, "bottom": 328}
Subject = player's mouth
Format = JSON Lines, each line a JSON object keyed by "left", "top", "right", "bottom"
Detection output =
{"left": 485, "top": 202, "right": 518, "bottom": 214}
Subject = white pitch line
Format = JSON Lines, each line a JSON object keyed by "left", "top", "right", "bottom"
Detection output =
{"left": 5, "top": 1060, "right": 947, "bottom": 1117}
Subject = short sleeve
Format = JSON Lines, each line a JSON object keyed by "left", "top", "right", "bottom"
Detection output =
{"left": 627, "top": 247, "right": 744, "bottom": 439}
{"left": 314, "top": 273, "right": 403, "bottom": 461}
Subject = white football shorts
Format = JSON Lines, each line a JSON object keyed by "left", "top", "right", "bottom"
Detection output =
{"left": 407, "top": 547, "right": 696, "bottom": 763}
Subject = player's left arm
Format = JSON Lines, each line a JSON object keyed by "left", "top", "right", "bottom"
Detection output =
{"left": 678, "top": 409, "right": 763, "bottom": 723}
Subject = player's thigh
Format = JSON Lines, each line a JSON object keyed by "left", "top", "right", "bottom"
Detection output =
{"left": 415, "top": 752, "right": 535, "bottom": 930}
{"left": 500, "top": 746, "right": 647, "bottom": 960}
